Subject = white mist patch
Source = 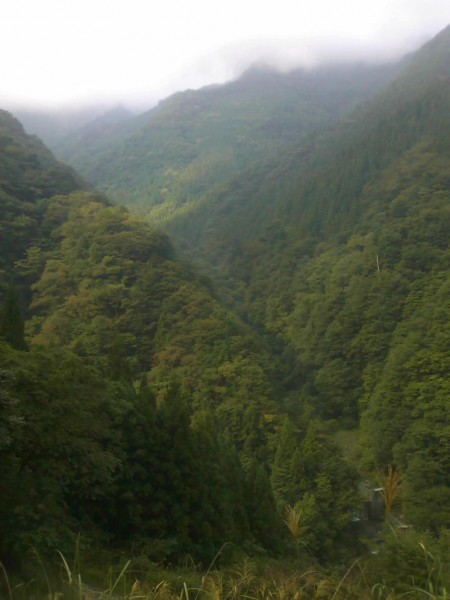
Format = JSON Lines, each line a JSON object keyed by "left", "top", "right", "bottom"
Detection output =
{"left": 1, "top": 0, "right": 449, "bottom": 108}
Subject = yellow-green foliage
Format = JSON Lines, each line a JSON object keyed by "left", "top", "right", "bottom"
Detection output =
{"left": 3, "top": 545, "right": 448, "bottom": 599}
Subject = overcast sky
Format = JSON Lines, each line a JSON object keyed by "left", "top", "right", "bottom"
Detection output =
{"left": 1, "top": 0, "right": 449, "bottom": 109}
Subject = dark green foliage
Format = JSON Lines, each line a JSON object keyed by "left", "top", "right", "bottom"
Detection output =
{"left": 271, "top": 417, "right": 299, "bottom": 509}
{"left": 22, "top": 191, "right": 278, "bottom": 454}
{"left": 0, "top": 111, "right": 81, "bottom": 276}
{"left": 361, "top": 271, "right": 450, "bottom": 530}
{"left": 0, "top": 368, "right": 22, "bottom": 451}
{"left": 53, "top": 63, "right": 397, "bottom": 227}
{"left": 271, "top": 420, "right": 358, "bottom": 558}
{"left": 0, "top": 110, "right": 81, "bottom": 204}
{"left": 0, "top": 284, "right": 26, "bottom": 349}
{"left": 0, "top": 336, "right": 278, "bottom": 565}
{"left": 366, "top": 528, "right": 449, "bottom": 596}
{"left": 0, "top": 128, "right": 282, "bottom": 564}
{"left": 245, "top": 459, "right": 280, "bottom": 551}
{"left": 0, "top": 340, "right": 117, "bottom": 558}
{"left": 0, "top": 26, "right": 449, "bottom": 581}
{"left": 0, "top": 367, "right": 22, "bottom": 565}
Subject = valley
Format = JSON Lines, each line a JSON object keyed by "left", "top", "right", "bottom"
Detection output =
{"left": 0, "top": 25, "right": 449, "bottom": 600}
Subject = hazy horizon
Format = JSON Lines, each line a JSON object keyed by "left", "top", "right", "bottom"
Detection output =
{"left": 2, "top": 0, "right": 449, "bottom": 112}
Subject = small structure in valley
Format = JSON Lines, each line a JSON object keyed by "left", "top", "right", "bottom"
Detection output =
{"left": 354, "top": 483, "right": 385, "bottom": 522}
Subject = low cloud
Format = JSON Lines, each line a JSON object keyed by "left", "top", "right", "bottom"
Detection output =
{"left": 1, "top": 0, "right": 449, "bottom": 110}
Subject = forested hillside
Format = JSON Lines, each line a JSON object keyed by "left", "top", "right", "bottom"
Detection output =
{"left": 49, "top": 62, "right": 398, "bottom": 221}
{"left": 33, "top": 26, "right": 450, "bottom": 536}
{"left": 13, "top": 105, "right": 133, "bottom": 148}
{"left": 0, "top": 110, "right": 82, "bottom": 279}
{"left": 168, "top": 27, "right": 450, "bottom": 530}
{"left": 0, "top": 108, "right": 364, "bottom": 577}
{"left": 161, "top": 27, "right": 450, "bottom": 532}
{"left": 0, "top": 110, "right": 282, "bottom": 564}
{"left": 158, "top": 25, "right": 450, "bottom": 263}
{"left": 1, "top": 26, "right": 449, "bottom": 599}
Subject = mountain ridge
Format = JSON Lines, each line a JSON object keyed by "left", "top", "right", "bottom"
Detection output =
{"left": 0, "top": 24, "right": 449, "bottom": 584}
{"left": 47, "top": 60, "right": 400, "bottom": 216}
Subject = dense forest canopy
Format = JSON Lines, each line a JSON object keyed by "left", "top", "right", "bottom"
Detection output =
{"left": 0, "top": 110, "right": 81, "bottom": 280}
{"left": 45, "top": 62, "right": 399, "bottom": 221}
{"left": 1, "top": 25, "right": 449, "bottom": 599}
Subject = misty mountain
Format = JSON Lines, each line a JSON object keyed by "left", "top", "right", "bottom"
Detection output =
{"left": 13, "top": 105, "right": 128, "bottom": 147}
{"left": 1, "top": 26, "right": 449, "bottom": 588}
{"left": 0, "top": 108, "right": 279, "bottom": 432}
{"left": 52, "top": 25, "right": 450, "bottom": 532}
{"left": 0, "top": 106, "right": 291, "bottom": 563}
{"left": 157, "top": 25, "right": 450, "bottom": 270}
{"left": 184, "top": 25, "right": 449, "bottom": 530}
{"left": 49, "top": 28, "right": 449, "bottom": 535}
{"left": 50, "top": 61, "right": 399, "bottom": 217}
{"left": 51, "top": 104, "right": 139, "bottom": 164}
{"left": 0, "top": 109, "right": 83, "bottom": 278}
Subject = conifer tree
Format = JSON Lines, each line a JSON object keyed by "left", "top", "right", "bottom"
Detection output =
{"left": 0, "top": 284, "right": 26, "bottom": 350}
{"left": 246, "top": 459, "right": 280, "bottom": 550}
{"left": 271, "top": 417, "right": 299, "bottom": 509}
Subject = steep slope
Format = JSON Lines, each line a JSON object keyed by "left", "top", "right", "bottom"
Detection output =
{"left": 0, "top": 108, "right": 368, "bottom": 567}
{"left": 13, "top": 104, "right": 133, "bottom": 147}
{"left": 53, "top": 62, "right": 398, "bottom": 218}
{"left": 50, "top": 104, "right": 139, "bottom": 169}
{"left": 0, "top": 109, "right": 281, "bottom": 452}
{"left": 159, "top": 26, "right": 449, "bottom": 267}
{"left": 0, "top": 111, "right": 286, "bottom": 562}
{"left": 196, "top": 26, "right": 450, "bottom": 530}
{"left": 24, "top": 192, "right": 280, "bottom": 447}
{"left": 238, "top": 26, "right": 450, "bottom": 342}
{"left": 0, "top": 110, "right": 82, "bottom": 280}
{"left": 68, "top": 26, "right": 449, "bottom": 533}
{"left": 1, "top": 30, "right": 448, "bottom": 578}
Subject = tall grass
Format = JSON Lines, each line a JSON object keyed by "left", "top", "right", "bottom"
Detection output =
{"left": 1, "top": 542, "right": 447, "bottom": 599}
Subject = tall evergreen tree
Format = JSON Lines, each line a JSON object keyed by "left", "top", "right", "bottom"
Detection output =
{"left": 271, "top": 417, "right": 299, "bottom": 510}
{"left": 0, "top": 284, "right": 26, "bottom": 350}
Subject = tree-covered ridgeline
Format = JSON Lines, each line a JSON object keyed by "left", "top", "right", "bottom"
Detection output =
{"left": 0, "top": 25, "right": 449, "bottom": 594}
{"left": 47, "top": 62, "right": 398, "bottom": 222}
{"left": 123, "top": 27, "right": 449, "bottom": 533}
{"left": 0, "top": 110, "right": 81, "bottom": 283}
{"left": 39, "top": 24, "right": 450, "bottom": 539}
{"left": 241, "top": 37, "right": 450, "bottom": 533}
{"left": 24, "top": 192, "right": 279, "bottom": 449}
{"left": 0, "top": 109, "right": 361, "bottom": 569}
{"left": 0, "top": 196, "right": 279, "bottom": 563}
{"left": 0, "top": 337, "right": 270, "bottom": 564}
{"left": 235, "top": 35, "right": 450, "bottom": 533}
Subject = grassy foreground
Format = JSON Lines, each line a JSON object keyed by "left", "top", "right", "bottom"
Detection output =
{"left": 1, "top": 544, "right": 448, "bottom": 600}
